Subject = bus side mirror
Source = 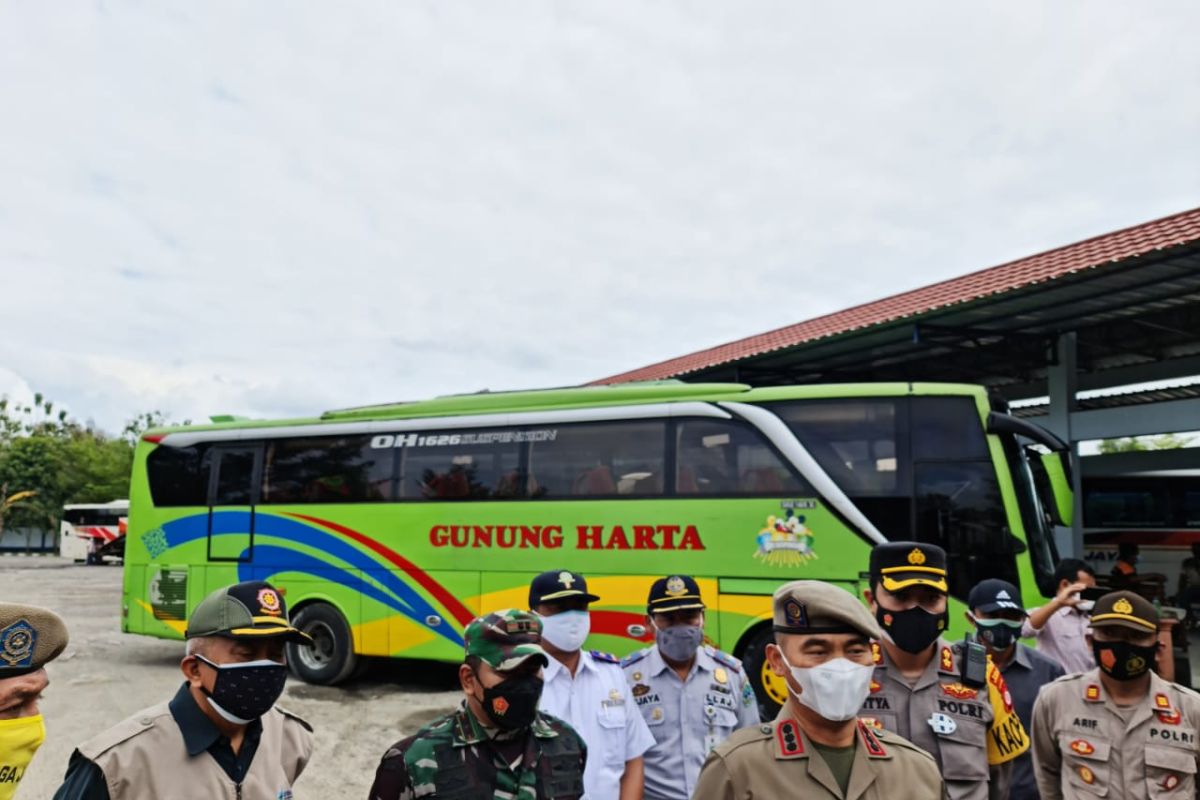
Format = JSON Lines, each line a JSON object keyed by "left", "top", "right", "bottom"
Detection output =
{"left": 1027, "top": 448, "right": 1074, "bottom": 527}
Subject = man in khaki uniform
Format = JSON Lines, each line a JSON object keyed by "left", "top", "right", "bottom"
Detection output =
{"left": 1031, "top": 590, "right": 1200, "bottom": 799}
{"left": 53, "top": 580, "right": 315, "bottom": 799}
{"left": 692, "top": 580, "right": 945, "bottom": 799}
{"left": 862, "top": 542, "right": 1028, "bottom": 800}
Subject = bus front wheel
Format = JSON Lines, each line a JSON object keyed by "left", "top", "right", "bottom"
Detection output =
{"left": 739, "top": 625, "right": 787, "bottom": 720}
{"left": 287, "top": 603, "right": 358, "bottom": 685}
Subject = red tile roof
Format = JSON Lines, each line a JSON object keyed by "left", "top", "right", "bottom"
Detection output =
{"left": 593, "top": 207, "right": 1200, "bottom": 384}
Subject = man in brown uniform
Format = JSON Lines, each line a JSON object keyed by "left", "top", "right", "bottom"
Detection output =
{"left": 1031, "top": 590, "right": 1200, "bottom": 799}
{"left": 53, "top": 580, "right": 315, "bottom": 799}
{"left": 692, "top": 580, "right": 945, "bottom": 799}
{"left": 861, "top": 542, "right": 1028, "bottom": 800}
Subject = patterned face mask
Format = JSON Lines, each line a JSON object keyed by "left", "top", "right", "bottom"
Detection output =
{"left": 196, "top": 655, "right": 288, "bottom": 724}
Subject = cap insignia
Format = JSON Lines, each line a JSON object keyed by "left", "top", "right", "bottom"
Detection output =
{"left": 558, "top": 571, "right": 576, "bottom": 589}
{"left": 714, "top": 667, "right": 728, "bottom": 685}
{"left": 907, "top": 548, "right": 926, "bottom": 566}
{"left": 996, "top": 590, "right": 1011, "bottom": 600}
{"left": 664, "top": 576, "right": 687, "bottom": 596}
{"left": 0, "top": 620, "right": 36, "bottom": 667}
{"left": 784, "top": 599, "right": 807, "bottom": 626}
{"left": 1113, "top": 598, "right": 1134, "bottom": 615}
{"left": 257, "top": 588, "right": 282, "bottom": 616}
{"left": 505, "top": 617, "right": 538, "bottom": 635}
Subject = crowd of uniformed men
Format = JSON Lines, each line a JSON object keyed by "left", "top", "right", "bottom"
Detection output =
{"left": 2, "top": 540, "right": 1198, "bottom": 799}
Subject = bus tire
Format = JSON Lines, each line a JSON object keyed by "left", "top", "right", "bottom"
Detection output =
{"left": 739, "top": 625, "right": 786, "bottom": 721}
{"left": 287, "top": 602, "right": 358, "bottom": 685}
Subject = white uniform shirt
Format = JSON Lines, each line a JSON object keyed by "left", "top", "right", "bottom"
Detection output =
{"left": 540, "top": 649, "right": 655, "bottom": 800}
{"left": 1022, "top": 605, "right": 1094, "bottom": 674}
{"left": 621, "top": 644, "right": 760, "bottom": 800}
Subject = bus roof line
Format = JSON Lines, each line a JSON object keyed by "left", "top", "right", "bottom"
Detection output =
{"left": 718, "top": 401, "right": 888, "bottom": 546}
{"left": 154, "top": 401, "right": 732, "bottom": 448}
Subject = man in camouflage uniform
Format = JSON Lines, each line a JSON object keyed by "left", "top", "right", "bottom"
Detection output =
{"left": 369, "top": 609, "right": 587, "bottom": 800}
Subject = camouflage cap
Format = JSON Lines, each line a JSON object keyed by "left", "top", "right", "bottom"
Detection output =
{"left": 464, "top": 609, "right": 549, "bottom": 672}
{"left": 0, "top": 603, "right": 69, "bottom": 679}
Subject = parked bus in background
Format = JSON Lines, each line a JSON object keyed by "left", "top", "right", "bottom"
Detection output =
{"left": 61, "top": 500, "right": 129, "bottom": 564}
{"left": 1083, "top": 472, "right": 1200, "bottom": 598}
{"left": 120, "top": 381, "right": 1073, "bottom": 713}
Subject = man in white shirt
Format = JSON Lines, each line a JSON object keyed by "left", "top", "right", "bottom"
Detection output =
{"left": 531, "top": 569, "right": 655, "bottom": 800}
{"left": 1022, "top": 558, "right": 1097, "bottom": 673}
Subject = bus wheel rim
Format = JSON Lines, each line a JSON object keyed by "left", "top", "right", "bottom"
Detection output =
{"left": 297, "top": 620, "right": 337, "bottom": 670}
{"left": 761, "top": 661, "right": 788, "bottom": 706}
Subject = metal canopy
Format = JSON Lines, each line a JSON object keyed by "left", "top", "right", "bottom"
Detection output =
{"left": 675, "top": 246, "right": 1200, "bottom": 401}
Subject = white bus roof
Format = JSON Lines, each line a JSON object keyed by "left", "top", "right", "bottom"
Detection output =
{"left": 62, "top": 500, "right": 130, "bottom": 511}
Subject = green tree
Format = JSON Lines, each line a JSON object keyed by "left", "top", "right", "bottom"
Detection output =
{"left": 1098, "top": 433, "right": 1195, "bottom": 454}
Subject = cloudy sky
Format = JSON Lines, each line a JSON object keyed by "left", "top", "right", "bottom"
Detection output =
{"left": 2, "top": 3, "right": 1198, "bottom": 433}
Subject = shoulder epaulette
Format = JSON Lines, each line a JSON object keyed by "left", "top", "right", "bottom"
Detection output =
{"left": 275, "top": 704, "right": 314, "bottom": 733}
{"left": 620, "top": 648, "right": 650, "bottom": 668}
{"left": 710, "top": 648, "right": 743, "bottom": 673}
{"left": 590, "top": 650, "right": 620, "bottom": 664}
{"left": 77, "top": 704, "right": 172, "bottom": 760}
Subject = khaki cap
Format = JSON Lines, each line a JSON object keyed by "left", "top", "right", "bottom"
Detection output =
{"left": 773, "top": 580, "right": 882, "bottom": 640}
{"left": 0, "top": 603, "right": 69, "bottom": 678}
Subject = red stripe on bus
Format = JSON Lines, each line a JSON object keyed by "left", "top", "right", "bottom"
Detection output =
{"left": 1085, "top": 531, "right": 1200, "bottom": 547}
{"left": 285, "top": 513, "right": 477, "bottom": 627}
{"left": 590, "top": 610, "right": 654, "bottom": 642}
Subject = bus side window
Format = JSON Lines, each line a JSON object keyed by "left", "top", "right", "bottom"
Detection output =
{"left": 146, "top": 444, "right": 210, "bottom": 507}
{"left": 673, "top": 418, "right": 808, "bottom": 496}
{"left": 398, "top": 433, "right": 523, "bottom": 501}
{"left": 527, "top": 420, "right": 666, "bottom": 498}
{"left": 262, "top": 436, "right": 394, "bottom": 504}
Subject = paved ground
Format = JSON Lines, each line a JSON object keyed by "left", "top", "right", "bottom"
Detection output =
{"left": 2, "top": 555, "right": 462, "bottom": 799}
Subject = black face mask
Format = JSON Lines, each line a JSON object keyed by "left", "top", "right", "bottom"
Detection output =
{"left": 974, "top": 620, "right": 1022, "bottom": 652}
{"left": 477, "top": 673, "right": 544, "bottom": 731}
{"left": 196, "top": 655, "right": 288, "bottom": 724}
{"left": 1093, "top": 640, "right": 1156, "bottom": 681}
{"left": 877, "top": 605, "right": 947, "bottom": 654}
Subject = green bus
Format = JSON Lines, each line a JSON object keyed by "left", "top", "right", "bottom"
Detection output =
{"left": 122, "top": 381, "right": 1073, "bottom": 710}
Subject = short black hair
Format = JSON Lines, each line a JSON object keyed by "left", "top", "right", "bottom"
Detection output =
{"left": 1053, "top": 558, "right": 1095, "bottom": 586}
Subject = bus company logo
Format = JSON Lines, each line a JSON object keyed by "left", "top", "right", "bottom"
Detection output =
{"left": 753, "top": 508, "right": 816, "bottom": 567}
{"left": 370, "top": 430, "right": 559, "bottom": 449}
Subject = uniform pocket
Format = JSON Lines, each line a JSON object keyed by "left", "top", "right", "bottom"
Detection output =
{"left": 707, "top": 707, "right": 739, "bottom": 732}
{"left": 1144, "top": 745, "right": 1196, "bottom": 797}
{"left": 1059, "top": 733, "right": 1111, "bottom": 797}
{"left": 598, "top": 703, "right": 629, "bottom": 765}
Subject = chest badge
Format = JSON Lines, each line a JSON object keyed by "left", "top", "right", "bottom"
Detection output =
{"left": 1078, "top": 766, "right": 1095, "bottom": 785}
{"left": 609, "top": 688, "right": 622, "bottom": 702}
{"left": 714, "top": 667, "right": 729, "bottom": 685}
{"left": 941, "top": 682, "right": 978, "bottom": 700}
{"left": 928, "top": 713, "right": 957, "bottom": 735}
{"left": 1069, "top": 740, "right": 1095, "bottom": 756}
{"left": 869, "top": 679, "right": 882, "bottom": 694}
{"left": 1161, "top": 774, "right": 1181, "bottom": 791}
{"left": 1158, "top": 708, "right": 1182, "bottom": 725}
{"left": 651, "top": 707, "right": 664, "bottom": 721}
{"left": 632, "top": 684, "right": 650, "bottom": 698}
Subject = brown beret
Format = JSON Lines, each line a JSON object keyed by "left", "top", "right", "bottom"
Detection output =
{"left": 0, "top": 603, "right": 69, "bottom": 678}
{"left": 773, "top": 580, "right": 882, "bottom": 640}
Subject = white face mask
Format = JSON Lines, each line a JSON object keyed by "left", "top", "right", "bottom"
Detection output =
{"left": 780, "top": 654, "right": 874, "bottom": 722}
{"left": 540, "top": 610, "right": 590, "bottom": 653}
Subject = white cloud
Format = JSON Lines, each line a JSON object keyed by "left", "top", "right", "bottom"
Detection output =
{"left": 1, "top": 1, "right": 1198, "bottom": 431}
